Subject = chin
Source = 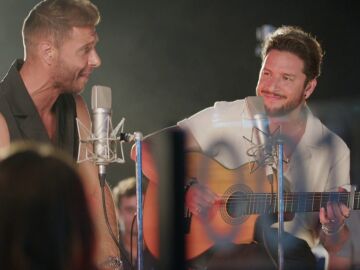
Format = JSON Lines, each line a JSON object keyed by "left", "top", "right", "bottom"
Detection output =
{"left": 265, "top": 106, "right": 286, "bottom": 117}
{"left": 77, "top": 86, "right": 86, "bottom": 94}
{"left": 67, "top": 87, "right": 83, "bottom": 95}
{"left": 72, "top": 82, "right": 87, "bottom": 94}
{"left": 74, "top": 77, "right": 89, "bottom": 91}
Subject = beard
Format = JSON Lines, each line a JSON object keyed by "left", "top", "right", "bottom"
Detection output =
{"left": 264, "top": 93, "right": 305, "bottom": 117}
{"left": 53, "top": 59, "right": 88, "bottom": 94}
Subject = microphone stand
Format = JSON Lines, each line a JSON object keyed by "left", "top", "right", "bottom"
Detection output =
{"left": 134, "top": 132, "right": 144, "bottom": 270}
{"left": 276, "top": 138, "right": 284, "bottom": 270}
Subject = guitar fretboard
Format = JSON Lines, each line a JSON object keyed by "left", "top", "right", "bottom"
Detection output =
{"left": 226, "top": 192, "right": 359, "bottom": 216}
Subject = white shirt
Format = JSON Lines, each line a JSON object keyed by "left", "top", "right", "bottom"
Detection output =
{"left": 178, "top": 98, "right": 350, "bottom": 248}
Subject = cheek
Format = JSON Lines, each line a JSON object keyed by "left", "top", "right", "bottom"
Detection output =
{"left": 79, "top": 55, "right": 91, "bottom": 67}
{"left": 257, "top": 77, "right": 271, "bottom": 91}
{"left": 290, "top": 85, "right": 306, "bottom": 100}
{"left": 255, "top": 80, "right": 264, "bottom": 94}
{"left": 65, "top": 57, "right": 86, "bottom": 73}
{"left": 256, "top": 76, "right": 264, "bottom": 86}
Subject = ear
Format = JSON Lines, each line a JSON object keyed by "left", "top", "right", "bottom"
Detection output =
{"left": 38, "top": 41, "right": 56, "bottom": 65}
{"left": 304, "top": 79, "right": 317, "bottom": 100}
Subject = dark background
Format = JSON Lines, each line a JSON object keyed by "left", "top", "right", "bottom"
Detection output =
{"left": 1, "top": 1, "right": 359, "bottom": 186}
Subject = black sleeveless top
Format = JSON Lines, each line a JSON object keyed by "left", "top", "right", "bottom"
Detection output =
{"left": 0, "top": 60, "right": 78, "bottom": 159}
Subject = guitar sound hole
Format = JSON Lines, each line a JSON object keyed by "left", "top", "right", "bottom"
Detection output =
{"left": 221, "top": 184, "right": 252, "bottom": 225}
{"left": 226, "top": 191, "right": 248, "bottom": 218}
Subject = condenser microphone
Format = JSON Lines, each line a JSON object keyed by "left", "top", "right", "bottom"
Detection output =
{"left": 76, "top": 85, "right": 134, "bottom": 183}
{"left": 90, "top": 86, "right": 134, "bottom": 180}
{"left": 91, "top": 85, "right": 112, "bottom": 178}
{"left": 253, "top": 113, "right": 272, "bottom": 158}
{"left": 245, "top": 96, "right": 274, "bottom": 179}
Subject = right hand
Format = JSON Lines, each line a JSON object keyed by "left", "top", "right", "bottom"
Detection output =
{"left": 185, "top": 181, "right": 220, "bottom": 216}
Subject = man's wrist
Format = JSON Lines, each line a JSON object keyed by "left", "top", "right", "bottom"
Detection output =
{"left": 321, "top": 222, "right": 345, "bottom": 236}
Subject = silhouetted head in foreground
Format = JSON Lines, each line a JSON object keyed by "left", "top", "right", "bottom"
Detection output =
{"left": 0, "top": 143, "right": 97, "bottom": 270}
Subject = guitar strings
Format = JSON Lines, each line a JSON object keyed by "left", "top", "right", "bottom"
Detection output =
{"left": 209, "top": 192, "right": 358, "bottom": 215}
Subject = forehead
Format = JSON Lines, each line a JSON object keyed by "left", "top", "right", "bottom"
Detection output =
{"left": 64, "top": 26, "right": 98, "bottom": 45}
{"left": 262, "top": 49, "right": 305, "bottom": 74}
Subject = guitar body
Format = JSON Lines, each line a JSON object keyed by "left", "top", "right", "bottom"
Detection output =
{"left": 143, "top": 152, "right": 275, "bottom": 260}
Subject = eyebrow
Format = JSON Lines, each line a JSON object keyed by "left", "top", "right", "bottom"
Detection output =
{"left": 78, "top": 35, "right": 99, "bottom": 52}
{"left": 262, "top": 67, "right": 296, "bottom": 78}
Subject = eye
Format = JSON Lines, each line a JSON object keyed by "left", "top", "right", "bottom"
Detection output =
{"left": 263, "top": 70, "right": 270, "bottom": 76}
{"left": 83, "top": 46, "right": 92, "bottom": 54}
{"left": 283, "top": 75, "right": 294, "bottom": 81}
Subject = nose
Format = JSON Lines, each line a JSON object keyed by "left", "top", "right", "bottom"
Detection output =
{"left": 266, "top": 76, "right": 281, "bottom": 93}
{"left": 89, "top": 49, "right": 101, "bottom": 68}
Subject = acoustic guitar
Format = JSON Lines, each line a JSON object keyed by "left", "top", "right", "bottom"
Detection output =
{"left": 143, "top": 152, "right": 358, "bottom": 260}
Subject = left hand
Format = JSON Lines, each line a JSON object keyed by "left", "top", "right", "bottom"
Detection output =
{"left": 319, "top": 187, "right": 350, "bottom": 233}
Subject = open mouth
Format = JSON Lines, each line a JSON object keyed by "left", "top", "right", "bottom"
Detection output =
{"left": 79, "top": 69, "right": 93, "bottom": 80}
{"left": 79, "top": 73, "right": 90, "bottom": 79}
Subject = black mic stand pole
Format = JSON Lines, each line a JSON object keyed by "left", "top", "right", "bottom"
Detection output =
{"left": 134, "top": 132, "right": 144, "bottom": 270}
{"left": 276, "top": 137, "right": 284, "bottom": 270}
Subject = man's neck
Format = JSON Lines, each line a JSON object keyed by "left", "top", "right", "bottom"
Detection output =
{"left": 20, "top": 59, "right": 61, "bottom": 116}
{"left": 269, "top": 105, "right": 307, "bottom": 131}
{"left": 269, "top": 106, "right": 308, "bottom": 157}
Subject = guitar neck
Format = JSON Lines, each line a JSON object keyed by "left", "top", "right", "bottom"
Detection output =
{"left": 229, "top": 191, "right": 360, "bottom": 215}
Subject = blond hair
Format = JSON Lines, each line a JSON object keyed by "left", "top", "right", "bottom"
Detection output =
{"left": 112, "top": 177, "right": 138, "bottom": 209}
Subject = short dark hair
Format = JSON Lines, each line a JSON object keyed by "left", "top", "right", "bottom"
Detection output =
{"left": 261, "top": 25, "right": 324, "bottom": 83}
{"left": 0, "top": 143, "right": 96, "bottom": 270}
{"left": 22, "top": 0, "right": 100, "bottom": 48}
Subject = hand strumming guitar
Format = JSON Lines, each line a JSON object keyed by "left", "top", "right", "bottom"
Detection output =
{"left": 185, "top": 180, "right": 220, "bottom": 216}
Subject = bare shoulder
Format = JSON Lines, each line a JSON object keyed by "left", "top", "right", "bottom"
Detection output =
{"left": 74, "top": 95, "right": 92, "bottom": 143}
{"left": 75, "top": 95, "right": 91, "bottom": 124}
{"left": 0, "top": 113, "right": 10, "bottom": 148}
{"left": 74, "top": 95, "right": 94, "bottom": 159}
